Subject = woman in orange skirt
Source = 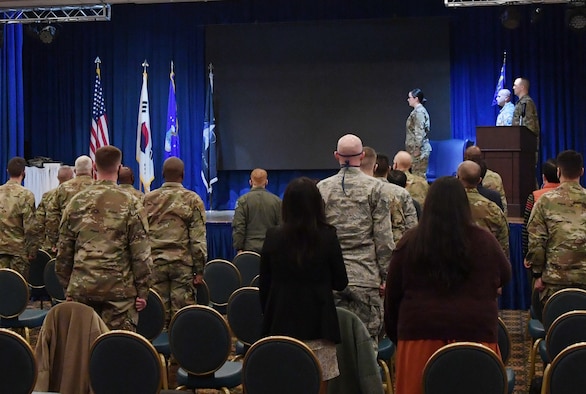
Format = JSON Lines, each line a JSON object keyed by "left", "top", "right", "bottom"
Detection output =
{"left": 384, "top": 176, "right": 511, "bottom": 394}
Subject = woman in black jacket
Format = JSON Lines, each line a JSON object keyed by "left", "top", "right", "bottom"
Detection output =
{"left": 260, "top": 176, "right": 348, "bottom": 391}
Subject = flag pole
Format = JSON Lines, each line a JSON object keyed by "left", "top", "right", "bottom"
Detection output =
{"left": 208, "top": 62, "right": 214, "bottom": 210}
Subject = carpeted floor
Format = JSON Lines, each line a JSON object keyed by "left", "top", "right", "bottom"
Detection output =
{"left": 26, "top": 304, "right": 537, "bottom": 394}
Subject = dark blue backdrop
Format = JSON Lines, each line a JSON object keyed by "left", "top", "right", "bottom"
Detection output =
{"left": 1, "top": 0, "right": 585, "bottom": 208}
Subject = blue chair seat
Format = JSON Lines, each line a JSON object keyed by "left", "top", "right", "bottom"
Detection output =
{"left": 234, "top": 340, "right": 250, "bottom": 357}
{"left": 377, "top": 337, "right": 395, "bottom": 362}
{"left": 0, "top": 309, "right": 47, "bottom": 328}
{"left": 506, "top": 367, "right": 515, "bottom": 394}
{"left": 176, "top": 361, "right": 242, "bottom": 389}
{"left": 152, "top": 331, "right": 170, "bottom": 356}
{"left": 528, "top": 318, "right": 545, "bottom": 339}
{"left": 538, "top": 340, "right": 549, "bottom": 364}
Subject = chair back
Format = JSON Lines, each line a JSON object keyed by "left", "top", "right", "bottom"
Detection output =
{"left": 226, "top": 287, "right": 263, "bottom": 346}
{"left": 43, "top": 258, "right": 66, "bottom": 302}
{"left": 232, "top": 251, "right": 261, "bottom": 287}
{"left": 497, "top": 317, "right": 511, "bottom": 364}
{"left": 89, "top": 330, "right": 162, "bottom": 394}
{"left": 169, "top": 305, "right": 232, "bottom": 375}
{"left": 546, "top": 311, "right": 586, "bottom": 361}
{"left": 250, "top": 274, "right": 260, "bottom": 287}
{"left": 137, "top": 289, "right": 166, "bottom": 342}
{"left": 422, "top": 342, "right": 507, "bottom": 394}
{"left": 28, "top": 249, "right": 52, "bottom": 289}
{"left": 0, "top": 328, "right": 37, "bottom": 394}
{"left": 242, "top": 335, "right": 322, "bottom": 394}
{"left": 542, "top": 288, "right": 586, "bottom": 332}
{"left": 0, "top": 268, "right": 29, "bottom": 318}
{"left": 203, "top": 259, "right": 241, "bottom": 314}
{"left": 195, "top": 279, "right": 211, "bottom": 306}
{"left": 542, "top": 342, "right": 586, "bottom": 394}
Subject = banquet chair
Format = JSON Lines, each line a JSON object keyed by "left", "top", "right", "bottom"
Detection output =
{"left": 545, "top": 311, "right": 586, "bottom": 362}
{"left": 422, "top": 342, "right": 507, "bottom": 394}
{"left": 497, "top": 317, "right": 516, "bottom": 394}
{"left": 541, "top": 342, "right": 586, "bottom": 394}
{"left": 378, "top": 337, "right": 396, "bottom": 394}
{"left": 33, "top": 301, "right": 109, "bottom": 394}
{"left": 242, "top": 335, "right": 322, "bottom": 394}
{"left": 203, "top": 259, "right": 241, "bottom": 314}
{"left": 226, "top": 286, "right": 263, "bottom": 360}
{"left": 89, "top": 330, "right": 162, "bottom": 394}
{"left": 43, "top": 258, "right": 66, "bottom": 304}
{"left": 250, "top": 274, "right": 260, "bottom": 287}
{"left": 232, "top": 251, "right": 261, "bottom": 288}
{"left": 137, "top": 289, "right": 170, "bottom": 389}
{"left": 169, "top": 305, "right": 242, "bottom": 393}
{"left": 527, "top": 288, "right": 586, "bottom": 386}
{"left": 196, "top": 279, "right": 211, "bottom": 306}
{"left": 0, "top": 268, "right": 48, "bottom": 343}
{"left": 28, "top": 249, "right": 52, "bottom": 307}
{"left": 0, "top": 328, "right": 38, "bottom": 394}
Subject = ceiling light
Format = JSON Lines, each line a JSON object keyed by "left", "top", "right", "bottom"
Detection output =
{"left": 501, "top": 6, "right": 522, "bottom": 29}
{"left": 38, "top": 24, "right": 56, "bottom": 44}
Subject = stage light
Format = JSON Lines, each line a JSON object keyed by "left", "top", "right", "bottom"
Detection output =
{"left": 501, "top": 6, "right": 522, "bottom": 29}
{"left": 566, "top": 5, "right": 586, "bottom": 31}
{"left": 38, "top": 25, "right": 57, "bottom": 44}
{"left": 531, "top": 7, "right": 544, "bottom": 24}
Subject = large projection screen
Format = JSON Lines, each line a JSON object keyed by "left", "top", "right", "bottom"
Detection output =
{"left": 206, "top": 18, "right": 451, "bottom": 170}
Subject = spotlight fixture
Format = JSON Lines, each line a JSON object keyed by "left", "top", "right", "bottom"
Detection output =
{"left": 566, "top": 3, "right": 586, "bottom": 31}
{"left": 500, "top": 6, "right": 522, "bottom": 29}
{"left": 38, "top": 25, "right": 57, "bottom": 44}
{"left": 531, "top": 6, "right": 544, "bottom": 24}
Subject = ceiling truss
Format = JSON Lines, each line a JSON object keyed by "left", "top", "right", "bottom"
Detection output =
{"left": 445, "top": 0, "right": 570, "bottom": 7}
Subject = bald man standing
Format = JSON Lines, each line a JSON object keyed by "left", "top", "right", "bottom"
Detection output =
{"left": 232, "top": 168, "right": 281, "bottom": 254}
{"left": 317, "top": 134, "right": 393, "bottom": 345}
{"left": 118, "top": 166, "right": 144, "bottom": 201}
{"left": 496, "top": 88, "right": 514, "bottom": 126}
{"left": 393, "top": 150, "right": 429, "bottom": 207}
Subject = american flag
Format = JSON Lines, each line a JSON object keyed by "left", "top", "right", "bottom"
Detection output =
{"left": 90, "top": 57, "right": 109, "bottom": 162}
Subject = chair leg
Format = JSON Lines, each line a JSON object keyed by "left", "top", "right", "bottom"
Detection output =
{"left": 378, "top": 359, "right": 393, "bottom": 394}
{"left": 528, "top": 338, "right": 542, "bottom": 391}
{"left": 159, "top": 354, "right": 169, "bottom": 390}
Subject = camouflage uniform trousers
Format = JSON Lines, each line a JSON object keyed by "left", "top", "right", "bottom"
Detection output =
{"left": 0, "top": 254, "right": 29, "bottom": 280}
{"left": 152, "top": 259, "right": 196, "bottom": 326}
{"left": 411, "top": 154, "right": 429, "bottom": 180}
{"left": 82, "top": 299, "right": 138, "bottom": 331}
{"left": 334, "top": 285, "right": 383, "bottom": 348}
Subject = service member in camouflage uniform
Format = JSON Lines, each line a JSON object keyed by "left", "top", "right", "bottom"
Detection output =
{"left": 56, "top": 146, "right": 152, "bottom": 331}
{"left": 393, "top": 150, "right": 429, "bottom": 207}
{"left": 232, "top": 168, "right": 281, "bottom": 254}
{"left": 45, "top": 155, "right": 94, "bottom": 252}
{"left": 464, "top": 146, "right": 508, "bottom": 216}
{"left": 405, "top": 89, "right": 432, "bottom": 179}
{"left": 457, "top": 161, "right": 509, "bottom": 257}
{"left": 0, "top": 157, "right": 40, "bottom": 278}
{"left": 317, "top": 134, "right": 394, "bottom": 343}
{"left": 118, "top": 166, "right": 144, "bottom": 202}
{"left": 512, "top": 77, "right": 540, "bottom": 138}
{"left": 526, "top": 150, "right": 586, "bottom": 309}
{"left": 35, "top": 166, "right": 74, "bottom": 252}
{"left": 144, "top": 157, "right": 207, "bottom": 325}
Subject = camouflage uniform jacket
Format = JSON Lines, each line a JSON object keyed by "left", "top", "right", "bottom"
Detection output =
{"left": 46, "top": 175, "right": 94, "bottom": 249}
{"left": 317, "top": 167, "right": 394, "bottom": 288}
{"left": 377, "top": 177, "right": 418, "bottom": 243}
{"left": 0, "top": 180, "right": 39, "bottom": 259}
{"left": 512, "top": 94, "right": 540, "bottom": 138}
{"left": 144, "top": 182, "right": 207, "bottom": 274}
{"left": 526, "top": 182, "right": 586, "bottom": 287}
{"left": 232, "top": 187, "right": 281, "bottom": 253}
{"left": 35, "top": 188, "right": 57, "bottom": 251}
{"left": 405, "top": 171, "right": 429, "bottom": 207}
{"left": 482, "top": 169, "right": 508, "bottom": 216}
{"left": 119, "top": 184, "right": 145, "bottom": 202}
{"left": 405, "top": 104, "right": 431, "bottom": 158}
{"left": 55, "top": 180, "right": 152, "bottom": 302}
{"left": 465, "top": 187, "right": 509, "bottom": 258}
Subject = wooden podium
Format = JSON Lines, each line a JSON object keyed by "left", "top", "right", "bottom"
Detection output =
{"left": 476, "top": 126, "right": 537, "bottom": 218}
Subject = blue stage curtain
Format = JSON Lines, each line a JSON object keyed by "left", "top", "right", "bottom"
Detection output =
{"left": 0, "top": 24, "right": 24, "bottom": 183}
{"left": 500, "top": 222, "right": 531, "bottom": 310}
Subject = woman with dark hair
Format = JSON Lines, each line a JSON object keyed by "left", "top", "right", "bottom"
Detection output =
{"left": 259, "top": 177, "right": 348, "bottom": 390}
{"left": 406, "top": 88, "right": 432, "bottom": 179}
{"left": 384, "top": 176, "right": 511, "bottom": 394}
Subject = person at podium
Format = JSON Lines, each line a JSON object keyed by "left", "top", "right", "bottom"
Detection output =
{"left": 512, "top": 77, "right": 540, "bottom": 138}
{"left": 495, "top": 88, "right": 514, "bottom": 126}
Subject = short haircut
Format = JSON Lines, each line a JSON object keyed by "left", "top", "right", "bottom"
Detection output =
{"left": 557, "top": 150, "right": 583, "bottom": 179}
{"left": 374, "top": 153, "right": 390, "bottom": 177}
{"left": 457, "top": 161, "right": 481, "bottom": 186}
{"left": 57, "top": 166, "right": 74, "bottom": 183}
{"left": 163, "top": 157, "right": 184, "bottom": 182}
{"left": 74, "top": 155, "right": 93, "bottom": 175}
{"left": 7, "top": 157, "right": 26, "bottom": 177}
{"left": 361, "top": 146, "right": 377, "bottom": 169}
{"left": 250, "top": 168, "right": 268, "bottom": 187}
{"left": 95, "top": 146, "right": 122, "bottom": 174}
{"left": 469, "top": 158, "right": 488, "bottom": 179}
{"left": 388, "top": 170, "right": 407, "bottom": 188}
{"left": 118, "top": 166, "right": 135, "bottom": 185}
{"left": 542, "top": 159, "right": 559, "bottom": 183}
